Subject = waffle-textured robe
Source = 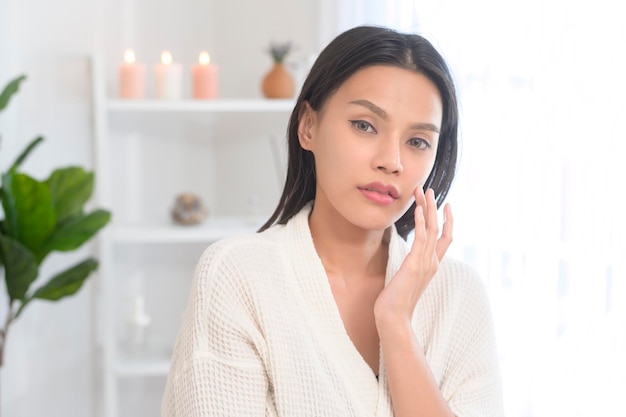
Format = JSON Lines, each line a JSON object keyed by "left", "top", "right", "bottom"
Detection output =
{"left": 162, "top": 204, "right": 504, "bottom": 416}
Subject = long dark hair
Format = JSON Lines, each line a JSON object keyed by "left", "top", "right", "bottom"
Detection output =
{"left": 259, "top": 25, "right": 459, "bottom": 239}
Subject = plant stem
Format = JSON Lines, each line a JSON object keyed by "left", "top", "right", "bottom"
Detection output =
{"left": 0, "top": 301, "right": 15, "bottom": 368}
{"left": 14, "top": 299, "right": 28, "bottom": 320}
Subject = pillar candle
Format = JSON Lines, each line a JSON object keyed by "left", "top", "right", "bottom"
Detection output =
{"left": 119, "top": 49, "right": 146, "bottom": 99}
{"left": 191, "top": 51, "right": 218, "bottom": 99}
{"left": 154, "top": 50, "right": 183, "bottom": 99}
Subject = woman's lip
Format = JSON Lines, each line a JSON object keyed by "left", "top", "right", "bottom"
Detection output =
{"left": 358, "top": 182, "right": 400, "bottom": 199}
{"left": 359, "top": 188, "right": 396, "bottom": 205}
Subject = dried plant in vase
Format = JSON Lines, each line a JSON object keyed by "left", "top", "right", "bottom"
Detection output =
{"left": 261, "top": 41, "right": 295, "bottom": 99}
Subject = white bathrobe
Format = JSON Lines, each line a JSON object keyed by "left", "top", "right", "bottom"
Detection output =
{"left": 161, "top": 204, "right": 504, "bottom": 417}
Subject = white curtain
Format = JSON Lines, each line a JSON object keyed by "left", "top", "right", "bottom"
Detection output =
{"left": 325, "top": 1, "right": 626, "bottom": 415}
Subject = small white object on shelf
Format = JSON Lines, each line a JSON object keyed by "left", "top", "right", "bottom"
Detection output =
{"left": 126, "top": 295, "right": 152, "bottom": 357}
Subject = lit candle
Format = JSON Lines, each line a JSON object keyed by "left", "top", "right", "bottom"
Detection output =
{"left": 191, "top": 51, "right": 218, "bottom": 99}
{"left": 119, "top": 49, "right": 146, "bottom": 99}
{"left": 154, "top": 50, "right": 183, "bottom": 99}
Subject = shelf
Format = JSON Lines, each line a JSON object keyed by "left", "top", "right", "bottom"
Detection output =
{"left": 92, "top": 54, "right": 292, "bottom": 417}
{"left": 106, "top": 98, "right": 295, "bottom": 113}
{"left": 116, "top": 357, "right": 171, "bottom": 378}
{"left": 111, "top": 216, "right": 266, "bottom": 243}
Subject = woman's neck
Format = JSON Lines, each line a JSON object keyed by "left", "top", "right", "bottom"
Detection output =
{"left": 308, "top": 204, "right": 388, "bottom": 280}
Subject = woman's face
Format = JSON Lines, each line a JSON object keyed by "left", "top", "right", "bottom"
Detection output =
{"left": 298, "top": 64, "right": 443, "bottom": 232}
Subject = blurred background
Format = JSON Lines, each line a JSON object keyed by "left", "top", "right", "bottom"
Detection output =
{"left": 1, "top": 0, "right": 624, "bottom": 416}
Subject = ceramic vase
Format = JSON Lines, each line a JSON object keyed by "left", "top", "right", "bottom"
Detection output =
{"left": 262, "top": 63, "right": 295, "bottom": 99}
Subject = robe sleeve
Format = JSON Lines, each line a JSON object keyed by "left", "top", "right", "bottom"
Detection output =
{"left": 441, "top": 263, "right": 505, "bottom": 417}
{"left": 161, "top": 241, "right": 269, "bottom": 417}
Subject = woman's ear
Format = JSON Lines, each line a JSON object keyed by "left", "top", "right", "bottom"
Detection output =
{"left": 297, "top": 101, "right": 316, "bottom": 151}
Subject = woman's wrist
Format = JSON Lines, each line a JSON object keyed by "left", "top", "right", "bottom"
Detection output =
{"left": 375, "top": 310, "right": 413, "bottom": 338}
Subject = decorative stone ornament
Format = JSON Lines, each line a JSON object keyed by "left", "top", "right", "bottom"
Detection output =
{"left": 171, "top": 193, "right": 208, "bottom": 225}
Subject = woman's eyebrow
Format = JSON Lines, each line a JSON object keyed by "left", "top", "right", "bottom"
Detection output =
{"left": 412, "top": 123, "right": 440, "bottom": 133}
{"left": 349, "top": 99, "right": 440, "bottom": 133}
{"left": 349, "top": 99, "right": 387, "bottom": 119}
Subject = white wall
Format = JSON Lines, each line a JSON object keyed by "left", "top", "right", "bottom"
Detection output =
{"left": 1, "top": 1, "right": 102, "bottom": 416}
{"left": 0, "top": 1, "right": 319, "bottom": 416}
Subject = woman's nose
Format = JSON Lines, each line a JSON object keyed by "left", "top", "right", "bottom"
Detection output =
{"left": 373, "top": 137, "right": 403, "bottom": 174}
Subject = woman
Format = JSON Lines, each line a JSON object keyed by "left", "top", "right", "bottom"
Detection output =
{"left": 162, "top": 25, "right": 504, "bottom": 417}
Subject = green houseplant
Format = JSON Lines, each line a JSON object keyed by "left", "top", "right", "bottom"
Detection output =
{"left": 0, "top": 75, "right": 111, "bottom": 368}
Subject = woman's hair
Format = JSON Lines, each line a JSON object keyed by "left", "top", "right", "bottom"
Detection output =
{"left": 259, "top": 25, "right": 459, "bottom": 239}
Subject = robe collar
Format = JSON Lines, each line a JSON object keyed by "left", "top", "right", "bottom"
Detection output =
{"left": 284, "top": 202, "right": 409, "bottom": 416}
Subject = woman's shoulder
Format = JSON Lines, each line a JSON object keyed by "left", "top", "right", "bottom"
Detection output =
{"left": 422, "top": 257, "right": 492, "bottom": 316}
{"left": 194, "top": 223, "right": 289, "bottom": 281}
{"left": 437, "top": 257, "right": 486, "bottom": 291}
{"left": 415, "top": 257, "right": 496, "bottom": 352}
{"left": 200, "top": 223, "right": 286, "bottom": 260}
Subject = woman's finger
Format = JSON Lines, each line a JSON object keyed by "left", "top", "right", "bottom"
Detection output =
{"left": 436, "top": 203, "right": 453, "bottom": 260}
{"left": 414, "top": 186, "right": 427, "bottom": 214}
{"left": 423, "top": 188, "right": 440, "bottom": 264}
{"left": 412, "top": 202, "right": 427, "bottom": 248}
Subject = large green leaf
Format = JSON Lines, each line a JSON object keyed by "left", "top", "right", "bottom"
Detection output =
{"left": 1, "top": 171, "right": 56, "bottom": 255}
{"left": 38, "top": 209, "right": 111, "bottom": 259}
{"left": 0, "top": 137, "right": 44, "bottom": 200}
{"left": 0, "top": 75, "right": 27, "bottom": 113}
{"left": 9, "top": 136, "right": 44, "bottom": 172}
{"left": 31, "top": 258, "right": 97, "bottom": 301}
{"left": 0, "top": 234, "right": 38, "bottom": 301}
{"left": 46, "top": 167, "right": 94, "bottom": 224}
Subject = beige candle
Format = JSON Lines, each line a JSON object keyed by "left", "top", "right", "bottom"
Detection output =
{"left": 154, "top": 50, "right": 183, "bottom": 100}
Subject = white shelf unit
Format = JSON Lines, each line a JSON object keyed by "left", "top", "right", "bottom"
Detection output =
{"left": 91, "top": 55, "right": 294, "bottom": 417}
{"left": 107, "top": 98, "right": 295, "bottom": 113}
{"left": 110, "top": 216, "right": 267, "bottom": 244}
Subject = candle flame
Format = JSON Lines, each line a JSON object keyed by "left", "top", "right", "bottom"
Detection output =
{"left": 124, "top": 49, "right": 136, "bottom": 64}
{"left": 199, "top": 51, "right": 210, "bottom": 65}
{"left": 161, "top": 50, "right": 173, "bottom": 65}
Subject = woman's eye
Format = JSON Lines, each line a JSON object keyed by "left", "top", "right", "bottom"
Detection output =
{"left": 408, "top": 138, "right": 431, "bottom": 149}
{"left": 350, "top": 120, "right": 375, "bottom": 133}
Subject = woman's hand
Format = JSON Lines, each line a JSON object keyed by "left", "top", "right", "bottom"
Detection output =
{"left": 374, "top": 187, "right": 453, "bottom": 327}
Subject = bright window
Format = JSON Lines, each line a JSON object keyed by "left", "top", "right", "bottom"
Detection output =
{"left": 326, "top": 1, "right": 626, "bottom": 415}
